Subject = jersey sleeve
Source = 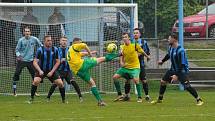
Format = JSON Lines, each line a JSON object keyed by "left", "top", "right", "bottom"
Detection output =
{"left": 35, "top": 47, "right": 42, "bottom": 59}
{"left": 15, "top": 39, "right": 22, "bottom": 57}
{"left": 136, "top": 44, "right": 145, "bottom": 54}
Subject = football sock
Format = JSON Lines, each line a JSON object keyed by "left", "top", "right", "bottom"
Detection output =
{"left": 124, "top": 82, "right": 131, "bottom": 95}
{"left": 159, "top": 85, "right": 166, "bottom": 100}
{"left": 142, "top": 82, "right": 149, "bottom": 96}
{"left": 59, "top": 87, "right": 66, "bottom": 101}
{"left": 71, "top": 81, "right": 82, "bottom": 97}
{"left": 12, "top": 81, "right": 17, "bottom": 94}
{"left": 31, "top": 85, "right": 37, "bottom": 99}
{"left": 186, "top": 86, "right": 198, "bottom": 99}
{"left": 114, "top": 80, "right": 122, "bottom": 95}
{"left": 136, "top": 83, "right": 142, "bottom": 98}
{"left": 91, "top": 86, "right": 102, "bottom": 101}
{"left": 47, "top": 84, "right": 57, "bottom": 98}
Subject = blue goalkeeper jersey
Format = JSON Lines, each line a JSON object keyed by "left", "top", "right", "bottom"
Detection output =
{"left": 15, "top": 36, "right": 42, "bottom": 62}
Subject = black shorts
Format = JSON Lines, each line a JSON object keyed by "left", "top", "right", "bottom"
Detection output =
{"left": 59, "top": 71, "right": 74, "bottom": 84}
{"left": 162, "top": 70, "right": 189, "bottom": 83}
{"left": 139, "top": 66, "right": 146, "bottom": 81}
{"left": 35, "top": 71, "right": 61, "bottom": 83}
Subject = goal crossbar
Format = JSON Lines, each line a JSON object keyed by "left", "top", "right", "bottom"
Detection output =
{"left": 0, "top": 3, "right": 137, "bottom": 7}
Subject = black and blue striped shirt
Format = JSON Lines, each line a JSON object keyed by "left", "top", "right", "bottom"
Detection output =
{"left": 35, "top": 46, "right": 59, "bottom": 72}
{"left": 137, "top": 38, "right": 150, "bottom": 66}
{"left": 163, "top": 45, "right": 189, "bottom": 73}
{"left": 58, "top": 47, "right": 70, "bottom": 72}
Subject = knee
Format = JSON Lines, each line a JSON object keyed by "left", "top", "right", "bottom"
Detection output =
{"left": 183, "top": 81, "right": 191, "bottom": 89}
{"left": 133, "top": 78, "right": 139, "bottom": 84}
{"left": 142, "top": 80, "right": 147, "bottom": 84}
{"left": 160, "top": 80, "right": 167, "bottom": 86}
{"left": 56, "top": 80, "right": 64, "bottom": 88}
{"left": 32, "top": 80, "right": 40, "bottom": 86}
{"left": 112, "top": 75, "right": 118, "bottom": 81}
{"left": 89, "top": 79, "right": 96, "bottom": 87}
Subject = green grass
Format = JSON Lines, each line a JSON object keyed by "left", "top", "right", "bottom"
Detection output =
{"left": 0, "top": 90, "right": 214, "bottom": 121}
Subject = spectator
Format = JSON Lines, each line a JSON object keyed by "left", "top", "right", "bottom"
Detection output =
{"left": 47, "top": 7, "right": 65, "bottom": 46}
{"left": 20, "top": 7, "right": 40, "bottom": 38}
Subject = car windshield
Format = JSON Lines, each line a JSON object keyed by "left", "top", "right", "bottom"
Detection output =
{"left": 198, "top": 4, "right": 215, "bottom": 15}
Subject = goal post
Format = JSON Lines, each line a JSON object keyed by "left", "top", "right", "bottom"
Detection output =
{"left": 0, "top": 3, "right": 138, "bottom": 95}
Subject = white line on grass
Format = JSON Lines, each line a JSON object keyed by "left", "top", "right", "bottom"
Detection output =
{"left": 16, "top": 113, "right": 215, "bottom": 121}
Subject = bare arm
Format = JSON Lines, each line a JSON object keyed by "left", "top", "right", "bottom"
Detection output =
{"left": 50, "top": 59, "right": 60, "bottom": 74}
{"left": 33, "top": 58, "right": 43, "bottom": 75}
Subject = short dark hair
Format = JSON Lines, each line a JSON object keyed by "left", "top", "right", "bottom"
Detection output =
{"left": 134, "top": 28, "right": 140, "bottom": 31}
{"left": 170, "top": 33, "right": 178, "bottom": 40}
{"left": 73, "top": 37, "right": 82, "bottom": 42}
{"left": 122, "top": 32, "right": 130, "bottom": 37}
{"left": 24, "top": 26, "right": 31, "bottom": 31}
{"left": 43, "top": 35, "right": 51, "bottom": 41}
{"left": 60, "top": 36, "right": 68, "bottom": 40}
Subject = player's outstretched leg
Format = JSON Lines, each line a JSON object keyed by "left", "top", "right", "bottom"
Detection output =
{"left": 183, "top": 82, "right": 204, "bottom": 106}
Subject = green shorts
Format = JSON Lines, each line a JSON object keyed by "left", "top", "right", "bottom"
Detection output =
{"left": 116, "top": 67, "right": 140, "bottom": 79}
{"left": 77, "top": 58, "right": 97, "bottom": 82}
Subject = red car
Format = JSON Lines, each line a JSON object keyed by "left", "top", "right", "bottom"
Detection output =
{"left": 172, "top": 3, "right": 215, "bottom": 38}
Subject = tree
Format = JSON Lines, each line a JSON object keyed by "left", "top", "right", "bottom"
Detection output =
{"left": 107, "top": 0, "right": 203, "bottom": 38}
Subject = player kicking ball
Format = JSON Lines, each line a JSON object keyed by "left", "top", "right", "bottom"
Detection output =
{"left": 67, "top": 37, "right": 118, "bottom": 106}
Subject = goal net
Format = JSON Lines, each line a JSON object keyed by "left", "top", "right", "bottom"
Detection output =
{"left": 0, "top": 3, "right": 138, "bottom": 95}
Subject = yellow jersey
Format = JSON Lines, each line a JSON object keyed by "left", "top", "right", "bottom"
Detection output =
{"left": 121, "top": 43, "right": 145, "bottom": 69}
{"left": 67, "top": 43, "right": 87, "bottom": 74}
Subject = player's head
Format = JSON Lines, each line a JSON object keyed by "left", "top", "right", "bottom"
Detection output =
{"left": 60, "top": 36, "right": 68, "bottom": 48}
{"left": 133, "top": 28, "right": 141, "bottom": 39}
{"left": 73, "top": 37, "right": 82, "bottom": 44}
{"left": 43, "top": 35, "right": 52, "bottom": 48}
{"left": 24, "top": 27, "right": 31, "bottom": 37}
{"left": 168, "top": 33, "right": 178, "bottom": 45}
{"left": 122, "top": 32, "right": 130, "bottom": 45}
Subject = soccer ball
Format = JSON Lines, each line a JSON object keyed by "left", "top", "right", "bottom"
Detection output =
{"left": 106, "top": 43, "right": 117, "bottom": 53}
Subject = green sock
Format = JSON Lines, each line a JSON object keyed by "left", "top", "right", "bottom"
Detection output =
{"left": 136, "top": 83, "right": 142, "bottom": 98}
{"left": 114, "top": 80, "right": 122, "bottom": 95}
{"left": 105, "top": 53, "right": 118, "bottom": 61}
{"left": 91, "top": 87, "right": 102, "bottom": 101}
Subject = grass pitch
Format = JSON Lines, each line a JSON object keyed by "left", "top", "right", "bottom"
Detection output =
{"left": 0, "top": 90, "right": 214, "bottom": 121}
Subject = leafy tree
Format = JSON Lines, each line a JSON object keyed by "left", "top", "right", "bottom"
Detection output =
{"left": 106, "top": 0, "right": 203, "bottom": 38}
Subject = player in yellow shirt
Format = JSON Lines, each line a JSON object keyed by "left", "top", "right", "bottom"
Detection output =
{"left": 113, "top": 32, "right": 150, "bottom": 103}
{"left": 67, "top": 37, "right": 118, "bottom": 106}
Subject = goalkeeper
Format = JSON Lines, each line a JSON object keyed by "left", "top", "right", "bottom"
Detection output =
{"left": 113, "top": 32, "right": 150, "bottom": 103}
{"left": 13, "top": 27, "right": 42, "bottom": 96}
{"left": 67, "top": 37, "right": 118, "bottom": 106}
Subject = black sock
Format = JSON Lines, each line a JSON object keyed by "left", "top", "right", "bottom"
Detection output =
{"left": 71, "top": 81, "right": 82, "bottom": 97}
{"left": 47, "top": 84, "right": 57, "bottom": 99}
{"left": 31, "top": 85, "right": 37, "bottom": 99}
{"left": 158, "top": 85, "right": 166, "bottom": 100}
{"left": 142, "top": 82, "right": 149, "bottom": 96}
{"left": 124, "top": 82, "right": 131, "bottom": 95}
{"left": 12, "top": 81, "right": 17, "bottom": 93}
{"left": 59, "top": 87, "right": 65, "bottom": 101}
{"left": 186, "top": 86, "right": 198, "bottom": 99}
